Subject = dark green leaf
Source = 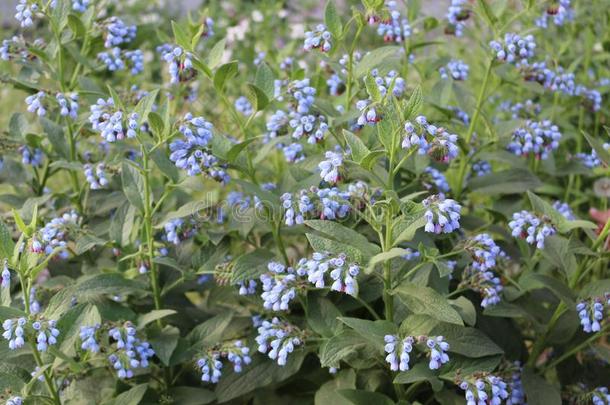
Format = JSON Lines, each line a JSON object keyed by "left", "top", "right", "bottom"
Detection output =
{"left": 393, "top": 283, "right": 463, "bottom": 325}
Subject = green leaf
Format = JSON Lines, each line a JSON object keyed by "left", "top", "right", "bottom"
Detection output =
{"left": 148, "top": 111, "right": 165, "bottom": 138}
{"left": 0, "top": 306, "right": 27, "bottom": 321}
{"left": 439, "top": 354, "right": 502, "bottom": 380}
{"left": 392, "top": 213, "right": 426, "bottom": 246}
{"left": 0, "top": 220, "right": 15, "bottom": 260}
{"left": 157, "top": 199, "right": 215, "bottom": 225}
{"left": 167, "top": 387, "right": 216, "bottom": 405}
{"left": 121, "top": 161, "right": 146, "bottom": 213}
{"left": 583, "top": 130, "right": 610, "bottom": 166}
{"left": 67, "top": 13, "right": 86, "bottom": 37}
{"left": 9, "top": 113, "right": 28, "bottom": 138}
{"left": 343, "top": 129, "right": 370, "bottom": 163}
{"left": 231, "top": 250, "right": 275, "bottom": 284}
{"left": 255, "top": 62, "right": 275, "bottom": 99}
{"left": 520, "top": 273, "right": 575, "bottom": 305}
{"left": 476, "top": 0, "right": 498, "bottom": 27}
{"left": 137, "top": 309, "right": 177, "bottom": 329}
{"left": 151, "top": 148, "right": 180, "bottom": 183}
{"left": 337, "top": 389, "right": 394, "bottom": 405}
{"left": 431, "top": 324, "right": 503, "bottom": 358}
{"left": 527, "top": 191, "right": 564, "bottom": 228}
{"left": 246, "top": 83, "right": 269, "bottom": 111}
{"left": 364, "top": 74, "right": 382, "bottom": 103}
{"left": 319, "top": 330, "right": 368, "bottom": 368}
{"left": 74, "top": 233, "right": 106, "bottom": 255}
{"left": 307, "top": 296, "right": 342, "bottom": 337}
{"left": 305, "top": 220, "right": 380, "bottom": 258}
{"left": 188, "top": 312, "right": 233, "bottom": 345}
{"left": 57, "top": 304, "right": 101, "bottom": 356}
{"left": 324, "top": 0, "right": 342, "bottom": 38}
{"left": 207, "top": 38, "right": 226, "bottom": 69}
{"left": 469, "top": 168, "right": 542, "bottom": 195}
{"left": 214, "top": 61, "right": 239, "bottom": 92}
{"left": 110, "top": 384, "right": 148, "bottom": 405}
{"left": 522, "top": 368, "right": 561, "bottom": 405}
{"left": 338, "top": 317, "right": 396, "bottom": 350}
{"left": 149, "top": 325, "right": 180, "bottom": 366}
{"left": 354, "top": 46, "right": 400, "bottom": 78}
{"left": 403, "top": 85, "right": 423, "bottom": 119}
{"left": 315, "top": 369, "right": 356, "bottom": 405}
{"left": 133, "top": 89, "right": 159, "bottom": 126}
{"left": 580, "top": 279, "right": 610, "bottom": 298}
{"left": 393, "top": 283, "right": 464, "bottom": 325}
{"left": 360, "top": 150, "right": 385, "bottom": 170}
{"left": 450, "top": 297, "right": 477, "bottom": 326}
{"left": 394, "top": 363, "right": 443, "bottom": 391}
{"left": 541, "top": 235, "right": 577, "bottom": 278}
{"left": 172, "top": 20, "right": 191, "bottom": 50}
{"left": 215, "top": 351, "right": 305, "bottom": 402}
{"left": 307, "top": 233, "right": 368, "bottom": 263}
{"left": 41, "top": 117, "right": 69, "bottom": 159}
{"left": 366, "top": 247, "right": 408, "bottom": 274}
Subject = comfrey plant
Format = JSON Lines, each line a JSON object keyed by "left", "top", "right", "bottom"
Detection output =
{"left": 0, "top": 0, "right": 609, "bottom": 403}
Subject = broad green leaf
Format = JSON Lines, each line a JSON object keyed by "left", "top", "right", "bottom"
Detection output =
{"left": 110, "top": 384, "right": 148, "bottom": 405}
{"left": 206, "top": 37, "right": 226, "bottom": 69}
{"left": 319, "top": 330, "right": 368, "bottom": 367}
{"left": 172, "top": 20, "right": 191, "bottom": 50}
{"left": 354, "top": 46, "right": 401, "bottom": 78}
{"left": 364, "top": 74, "right": 382, "bottom": 102}
{"left": 307, "top": 296, "right": 342, "bottom": 337}
{"left": 366, "top": 247, "right": 408, "bottom": 274}
{"left": 580, "top": 279, "right": 610, "bottom": 298}
{"left": 0, "top": 221, "right": 15, "bottom": 260}
{"left": 246, "top": 83, "right": 269, "bottom": 111}
{"left": 137, "top": 309, "right": 177, "bottom": 329}
{"left": 307, "top": 233, "right": 368, "bottom": 263}
{"left": 520, "top": 273, "right": 575, "bottom": 305}
{"left": 315, "top": 369, "right": 356, "bottom": 405}
{"left": 343, "top": 129, "right": 370, "bottom": 163}
{"left": 214, "top": 61, "right": 239, "bottom": 92}
{"left": 431, "top": 324, "right": 503, "bottom": 358}
{"left": 167, "top": 387, "right": 216, "bottom": 405}
{"left": 74, "top": 233, "right": 106, "bottom": 255}
{"left": 157, "top": 199, "right": 216, "bottom": 225}
{"left": 439, "top": 354, "right": 502, "bottom": 380}
{"left": 255, "top": 62, "right": 275, "bottom": 99}
{"left": 231, "top": 249, "right": 275, "bottom": 284}
{"left": 476, "top": 0, "right": 498, "bottom": 27}
{"left": 324, "top": 0, "right": 342, "bottom": 38}
{"left": 41, "top": 117, "right": 69, "bottom": 159}
{"left": 150, "top": 325, "right": 180, "bottom": 366}
{"left": 337, "top": 389, "right": 394, "bottom": 405}
{"left": 522, "top": 368, "right": 561, "bottom": 405}
{"left": 392, "top": 213, "right": 426, "bottom": 246}
{"left": 67, "top": 13, "right": 86, "bottom": 37}
{"left": 403, "top": 85, "right": 423, "bottom": 119}
{"left": 583, "top": 130, "right": 610, "bottom": 166}
{"left": 304, "top": 220, "right": 380, "bottom": 258}
{"left": 9, "top": 113, "right": 28, "bottom": 138}
{"left": 133, "top": 89, "right": 159, "bottom": 126}
{"left": 469, "top": 168, "right": 542, "bottom": 195}
{"left": 188, "top": 312, "right": 233, "bottom": 345}
{"left": 394, "top": 363, "right": 443, "bottom": 391}
{"left": 338, "top": 317, "right": 396, "bottom": 350}
{"left": 393, "top": 283, "right": 464, "bottom": 325}
{"left": 121, "top": 162, "right": 146, "bottom": 213}
{"left": 541, "top": 235, "right": 577, "bottom": 278}
{"left": 57, "top": 304, "right": 101, "bottom": 356}
{"left": 151, "top": 148, "right": 180, "bottom": 183}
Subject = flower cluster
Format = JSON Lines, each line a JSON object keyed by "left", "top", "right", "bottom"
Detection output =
{"left": 592, "top": 387, "right": 610, "bottom": 405}
{"left": 318, "top": 150, "right": 344, "bottom": 184}
{"left": 499, "top": 99, "right": 541, "bottom": 119}
{"left": 459, "top": 375, "right": 510, "bottom": 405}
{"left": 289, "top": 114, "right": 328, "bottom": 144}
{"left": 255, "top": 317, "right": 304, "bottom": 366}
{"left": 384, "top": 334, "right": 450, "bottom": 371}
{"left": 552, "top": 200, "right": 575, "bottom": 220}
{"left": 460, "top": 266, "right": 503, "bottom": 308}
{"left": 25, "top": 91, "right": 46, "bottom": 116}
{"left": 577, "top": 295, "right": 608, "bottom": 333}
{"left": 439, "top": 60, "right": 469, "bottom": 81}
{"left": 422, "top": 167, "right": 450, "bottom": 193}
{"left": 2, "top": 317, "right": 27, "bottom": 350}
{"left": 72, "top": 0, "right": 90, "bottom": 13}
{"left": 6, "top": 396, "right": 23, "bottom": 405}
{"left": 371, "top": 69, "right": 406, "bottom": 98}
{"left": 56, "top": 92, "right": 79, "bottom": 119}
{"left": 376, "top": 1, "right": 411, "bottom": 43}
{"left": 489, "top": 33, "right": 536, "bottom": 67}
{"left": 84, "top": 163, "right": 109, "bottom": 190}
{"left": 471, "top": 160, "right": 491, "bottom": 177}
{"left": 159, "top": 45, "right": 194, "bottom": 84}
{"left": 260, "top": 262, "right": 299, "bottom": 311}
{"left": 36, "top": 210, "right": 80, "bottom": 259}
{"left": 402, "top": 116, "right": 459, "bottom": 162}
{"left": 102, "top": 322, "right": 155, "bottom": 379}
{"left": 280, "top": 181, "right": 373, "bottom": 226}
{"left": 89, "top": 98, "right": 139, "bottom": 142}
{"left": 32, "top": 319, "right": 60, "bottom": 352}
{"left": 297, "top": 252, "right": 360, "bottom": 295}
{"left": 15, "top": 0, "right": 38, "bottom": 28}
{"left": 507, "top": 120, "right": 561, "bottom": 160}
{"left": 80, "top": 324, "right": 101, "bottom": 353}
{"left": 508, "top": 210, "right": 556, "bottom": 249}
{"left": 197, "top": 340, "right": 251, "bottom": 384}
{"left": 536, "top": 0, "right": 573, "bottom": 28}
{"left": 20, "top": 146, "right": 43, "bottom": 167}
{"left": 445, "top": 0, "right": 469, "bottom": 36}
{"left": 235, "top": 96, "right": 253, "bottom": 116}
{"left": 303, "top": 24, "right": 331, "bottom": 52}
{"left": 1, "top": 260, "right": 10, "bottom": 288}
{"left": 164, "top": 218, "right": 197, "bottom": 245}
{"left": 169, "top": 113, "right": 229, "bottom": 183}
{"left": 422, "top": 194, "right": 462, "bottom": 234}
{"left": 465, "top": 234, "right": 506, "bottom": 272}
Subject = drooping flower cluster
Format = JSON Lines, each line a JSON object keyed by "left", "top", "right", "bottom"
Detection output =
{"left": 20, "top": 146, "right": 43, "bottom": 167}
{"left": 234, "top": 96, "right": 253, "bottom": 116}
{"left": 280, "top": 181, "right": 374, "bottom": 226}
{"left": 384, "top": 334, "right": 450, "bottom": 371}
{"left": 25, "top": 91, "right": 46, "bottom": 116}
{"left": 84, "top": 163, "right": 109, "bottom": 190}
{"left": 318, "top": 150, "right": 344, "bottom": 184}
{"left": 471, "top": 160, "right": 491, "bottom": 177}
{"left": 1, "top": 260, "right": 10, "bottom": 288}
{"left": 92, "top": 322, "right": 155, "bottom": 379}
{"left": 56, "top": 92, "right": 79, "bottom": 119}
{"left": 465, "top": 234, "right": 507, "bottom": 272}
{"left": 552, "top": 200, "right": 575, "bottom": 220}
{"left": 460, "top": 266, "right": 504, "bottom": 308}
{"left": 32, "top": 319, "right": 60, "bottom": 352}
{"left": 164, "top": 218, "right": 197, "bottom": 245}
{"left": 169, "top": 113, "right": 229, "bottom": 183}
{"left": 15, "top": 0, "right": 38, "bottom": 28}
{"left": 376, "top": 1, "right": 411, "bottom": 43}
{"left": 72, "top": 0, "right": 90, "bottom": 13}
{"left": 89, "top": 98, "right": 139, "bottom": 142}
{"left": 103, "top": 17, "right": 136, "bottom": 48}
{"left": 592, "top": 387, "right": 610, "bottom": 405}
{"left": 489, "top": 33, "right": 536, "bottom": 67}
{"left": 402, "top": 116, "right": 459, "bottom": 162}
{"left": 507, "top": 120, "right": 561, "bottom": 159}
{"left": 371, "top": 69, "right": 406, "bottom": 98}
{"left": 297, "top": 252, "right": 360, "bottom": 295}
{"left": 459, "top": 375, "right": 510, "bottom": 405}
{"left": 197, "top": 340, "right": 251, "bottom": 384}
{"left": 260, "top": 262, "right": 300, "bottom": 311}
{"left": 499, "top": 99, "right": 541, "bottom": 119}
{"left": 445, "top": 0, "right": 469, "bottom": 36}
{"left": 36, "top": 210, "right": 80, "bottom": 259}
{"left": 6, "top": 396, "right": 23, "bottom": 405}
{"left": 422, "top": 167, "right": 450, "bottom": 193}
{"left": 422, "top": 194, "right": 462, "bottom": 234}
{"left": 289, "top": 114, "right": 328, "bottom": 144}
{"left": 536, "top": 0, "right": 573, "bottom": 28}
{"left": 2, "top": 317, "right": 27, "bottom": 350}
{"left": 577, "top": 295, "right": 609, "bottom": 333}
{"left": 439, "top": 60, "right": 469, "bottom": 81}
{"left": 158, "top": 45, "right": 194, "bottom": 84}
{"left": 303, "top": 24, "right": 331, "bottom": 52}
{"left": 255, "top": 317, "right": 304, "bottom": 366}
{"left": 508, "top": 210, "right": 556, "bottom": 249}
{"left": 96, "top": 17, "right": 140, "bottom": 74}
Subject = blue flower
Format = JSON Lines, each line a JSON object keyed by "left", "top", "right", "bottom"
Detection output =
{"left": 577, "top": 298, "right": 606, "bottom": 333}
{"left": 592, "top": 387, "right": 610, "bottom": 405}
{"left": 80, "top": 324, "right": 101, "bottom": 353}
{"left": 15, "top": 0, "right": 38, "bottom": 28}
{"left": 460, "top": 376, "right": 510, "bottom": 405}
{"left": 465, "top": 234, "right": 506, "bottom": 272}
{"left": 423, "top": 194, "right": 462, "bottom": 234}
{"left": 25, "top": 91, "right": 46, "bottom": 116}
{"left": 197, "top": 354, "right": 223, "bottom": 383}
{"left": 164, "top": 218, "right": 197, "bottom": 245}
{"left": 103, "top": 17, "right": 136, "bottom": 49}
{"left": 304, "top": 24, "right": 331, "bottom": 52}
{"left": 471, "top": 160, "right": 491, "bottom": 177}
{"left": 34, "top": 319, "right": 60, "bottom": 352}
{"left": 507, "top": 120, "right": 561, "bottom": 160}
{"left": 422, "top": 167, "right": 450, "bottom": 193}
{"left": 289, "top": 114, "right": 329, "bottom": 144}
{"left": 446, "top": 0, "right": 469, "bottom": 36}
{"left": 552, "top": 200, "right": 575, "bottom": 220}
{"left": 255, "top": 317, "right": 303, "bottom": 366}
{"left": 107, "top": 322, "right": 155, "bottom": 379}
{"left": 426, "top": 336, "right": 450, "bottom": 370}
{"left": 238, "top": 280, "right": 257, "bottom": 295}
{"left": 376, "top": 1, "right": 411, "bottom": 43}
{"left": 508, "top": 210, "right": 556, "bottom": 249}
{"left": 260, "top": 262, "right": 298, "bottom": 311}
{"left": 384, "top": 335, "right": 414, "bottom": 371}
{"left": 72, "top": 0, "right": 91, "bottom": 12}
{"left": 84, "top": 163, "right": 109, "bottom": 190}
{"left": 158, "top": 45, "right": 194, "bottom": 84}
{"left": 235, "top": 96, "right": 253, "bottom": 116}
{"left": 56, "top": 92, "right": 79, "bottom": 119}
{"left": 489, "top": 33, "right": 536, "bottom": 67}
{"left": 319, "top": 151, "right": 343, "bottom": 184}
{"left": 6, "top": 396, "right": 23, "bottom": 405}
{"left": 439, "top": 60, "right": 469, "bottom": 80}
{"left": 19, "top": 146, "right": 43, "bottom": 167}
{"left": 536, "top": 0, "right": 573, "bottom": 28}
{"left": 402, "top": 116, "right": 459, "bottom": 162}
{"left": 287, "top": 79, "right": 316, "bottom": 114}
{"left": 2, "top": 317, "right": 27, "bottom": 350}
{"left": 1, "top": 260, "right": 10, "bottom": 289}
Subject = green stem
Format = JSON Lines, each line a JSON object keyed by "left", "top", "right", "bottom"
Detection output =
{"left": 542, "top": 327, "right": 609, "bottom": 372}
{"left": 455, "top": 59, "right": 494, "bottom": 199}
{"left": 527, "top": 302, "right": 566, "bottom": 367}
{"left": 272, "top": 221, "right": 289, "bottom": 265}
